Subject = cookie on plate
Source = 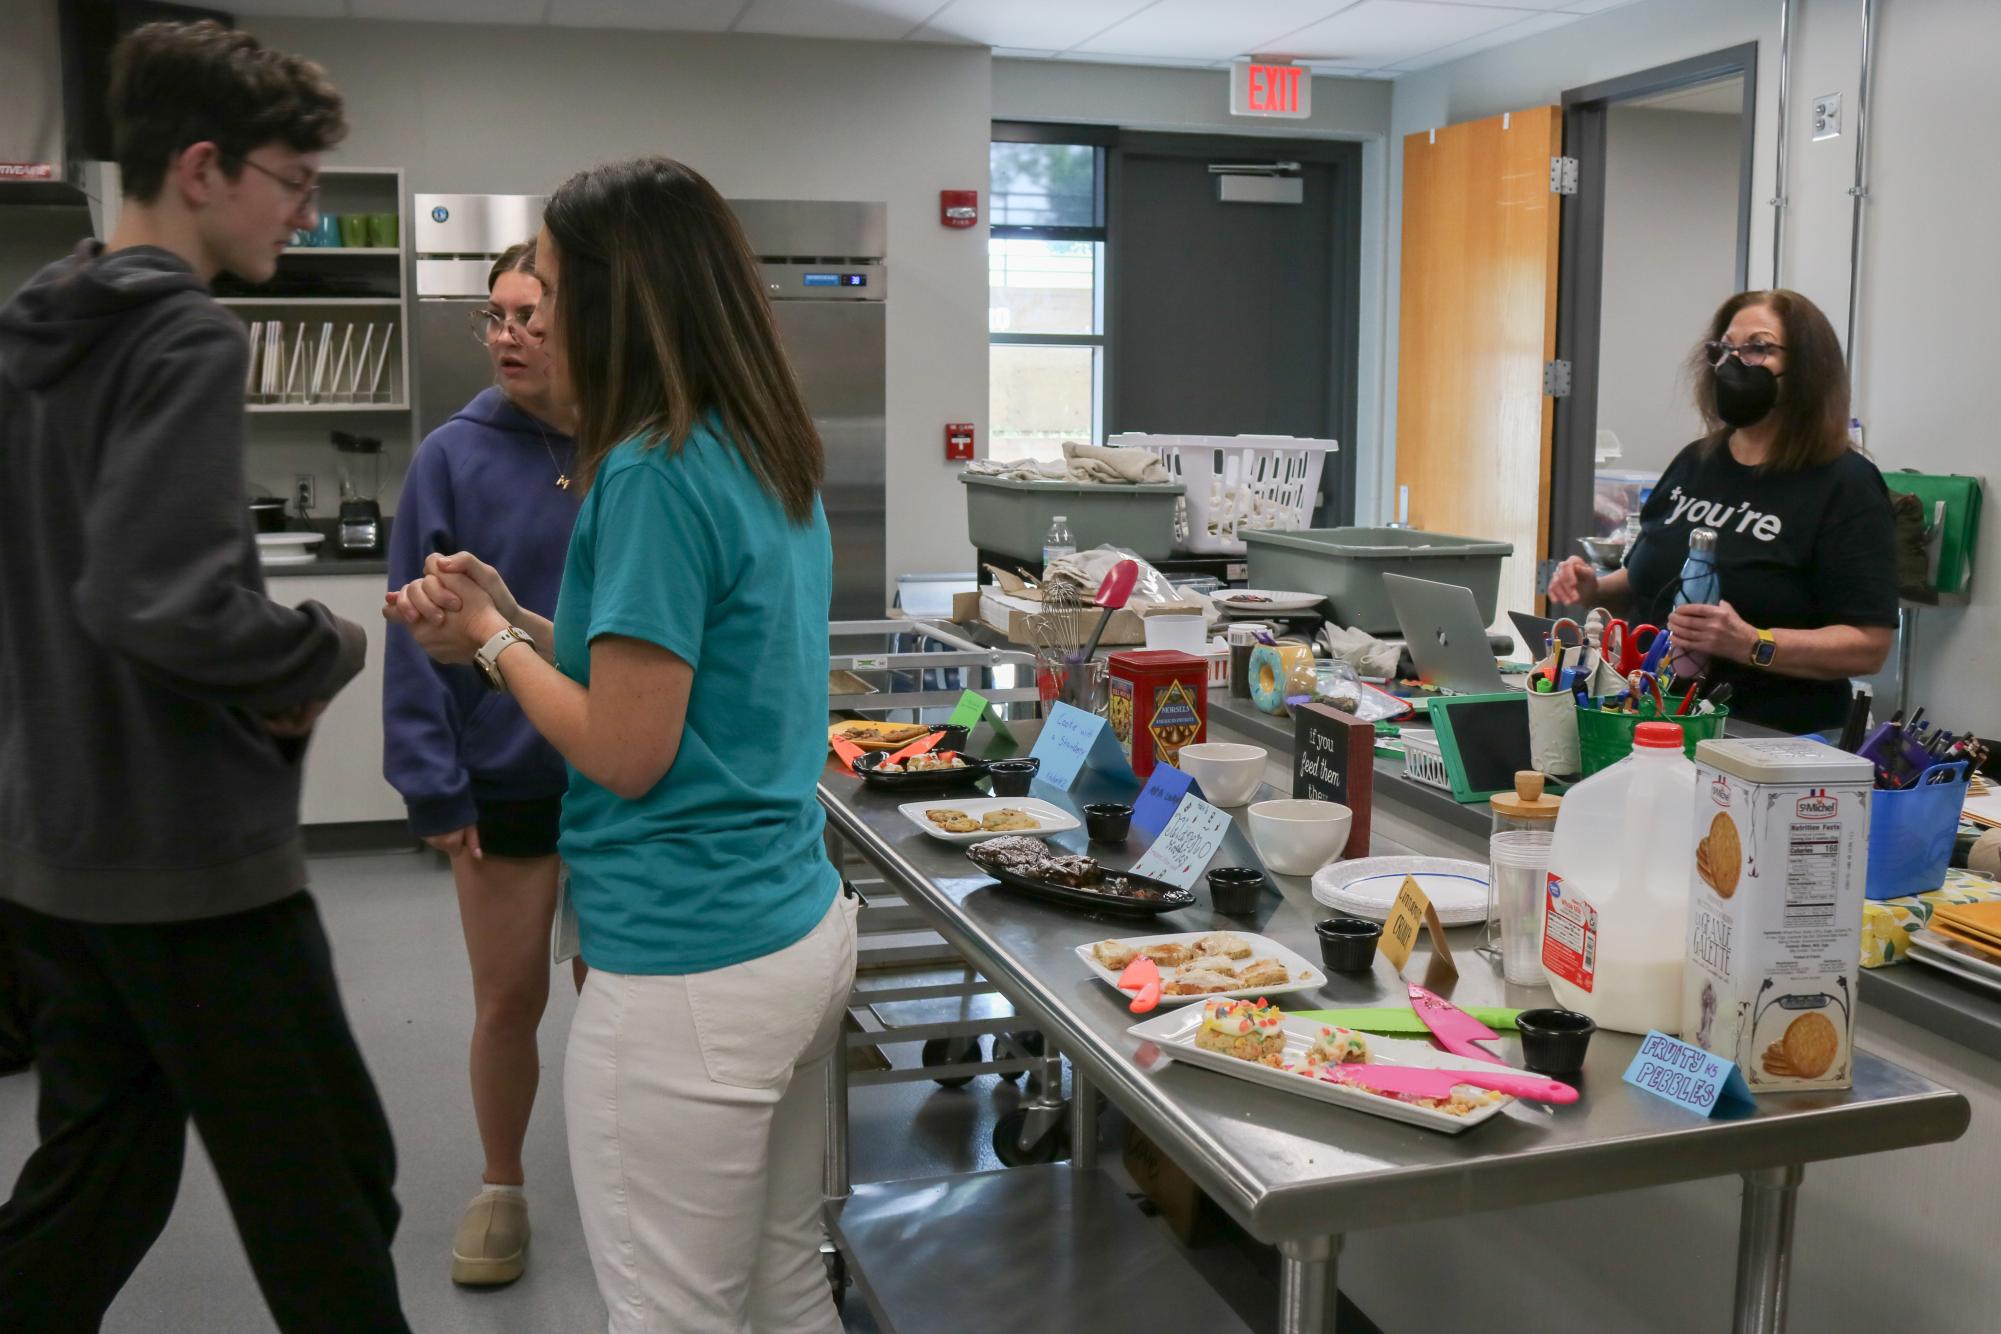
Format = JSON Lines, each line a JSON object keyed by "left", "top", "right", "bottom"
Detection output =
{"left": 1237, "top": 958, "right": 1292, "bottom": 990}
{"left": 1194, "top": 998, "right": 1287, "bottom": 1065}
{"left": 1138, "top": 942, "right": 1195, "bottom": 969}
{"left": 1193, "top": 932, "right": 1253, "bottom": 961}
{"left": 1090, "top": 939, "right": 1137, "bottom": 971}
{"left": 981, "top": 808, "right": 1040, "bottom": 832}
{"left": 1162, "top": 969, "right": 1242, "bottom": 996}
{"left": 925, "top": 808, "right": 968, "bottom": 826}
{"left": 938, "top": 815, "right": 981, "bottom": 834}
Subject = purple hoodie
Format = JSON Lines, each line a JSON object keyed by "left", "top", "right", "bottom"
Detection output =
{"left": 383, "top": 386, "right": 579, "bottom": 837}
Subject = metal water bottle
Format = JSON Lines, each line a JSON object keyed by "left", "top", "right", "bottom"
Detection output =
{"left": 1669, "top": 528, "right": 1720, "bottom": 681}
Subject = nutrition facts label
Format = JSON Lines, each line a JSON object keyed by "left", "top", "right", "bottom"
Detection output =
{"left": 1784, "top": 826, "right": 1840, "bottom": 926}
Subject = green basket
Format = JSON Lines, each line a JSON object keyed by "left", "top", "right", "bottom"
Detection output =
{"left": 1575, "top": 699, "right": 1730, "bottom": 776}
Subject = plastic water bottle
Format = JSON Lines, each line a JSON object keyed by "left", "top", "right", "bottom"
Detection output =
{"left": 1541, "top": 722, "right": 1698, "bottom": 1034}
{"left": 1042, "top": 515, "right": 1075, "bottom": 568}
{"left": 1669, "top": 528, "right": 1721, "bottom": 681}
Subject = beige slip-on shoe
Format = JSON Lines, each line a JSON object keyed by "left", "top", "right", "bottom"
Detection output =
{"left": 451, "top": 1188, "right": 529, "bottom": 1286}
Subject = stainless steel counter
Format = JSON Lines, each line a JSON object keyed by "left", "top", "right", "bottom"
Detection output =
{"left": 817, "top": 716, "right": 1969, "bottom": 1333}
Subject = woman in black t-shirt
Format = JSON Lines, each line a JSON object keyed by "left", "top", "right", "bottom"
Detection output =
{"left": 1547, "top": 289, "right": 1897, "bottom": 735}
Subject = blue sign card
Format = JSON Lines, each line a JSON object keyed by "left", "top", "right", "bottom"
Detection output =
{"left": 1621, "top": 1031, "right": 1754, "bottom": 1116}
{"left": 1132, "top": 765, "right": 1205, "bottom": 839}
{"left": 1028, "top": 702, "right": 1137, "bottom": 791}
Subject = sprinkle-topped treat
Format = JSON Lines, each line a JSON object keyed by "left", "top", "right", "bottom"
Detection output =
{"left": 1302, "top": 1025, "right": 1370, "bottom": 1069}
{"left": 1194, "top": 997, "right": 1287, "bottom": 1066}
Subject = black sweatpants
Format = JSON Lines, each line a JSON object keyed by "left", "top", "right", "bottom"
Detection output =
{"left": 0, "top": 893, "right": 409, "bottom": 1333}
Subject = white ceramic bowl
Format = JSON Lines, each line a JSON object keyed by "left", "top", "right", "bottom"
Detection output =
{"left": 1143, "top": 614, "right": 1208, "bottom": 654}
{"left": 1247, "top": 799, "right": 1353, "bottom": 877}
{"left": 1174, "top": 742, "right": 1268, "bottom": 807}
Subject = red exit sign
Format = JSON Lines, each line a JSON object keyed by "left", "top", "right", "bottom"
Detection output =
{"left": 1230, "top": 61, "right": 1311, "bottom": 119}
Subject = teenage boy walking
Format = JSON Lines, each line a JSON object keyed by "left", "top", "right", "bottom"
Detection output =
{"left": 0, "top": 21, "right": 409, "bottom": 1331}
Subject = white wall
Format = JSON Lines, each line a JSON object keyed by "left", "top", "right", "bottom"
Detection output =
{"left": 1384, "top": 0, "right": 1995, "bottom": 734}
{"left": 992, "top": 60, "right": 1396, "bottom": 522}
{"left": 247, "top": 18, "right": 991, "bottom": 592}
{"left": 1597, "top": 106, "right": 1744, "bottom": 475}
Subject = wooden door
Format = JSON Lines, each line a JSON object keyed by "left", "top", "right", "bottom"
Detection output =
{"left": 1395, "top": 106, "right": 1563, "bottom": 621}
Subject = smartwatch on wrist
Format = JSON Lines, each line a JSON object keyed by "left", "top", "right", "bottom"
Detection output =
{"left": 1749, "top": 627, "right": 1777, "bottom": 668}
{"left": 475, "top": 626, "right": 535, "bottom": 691}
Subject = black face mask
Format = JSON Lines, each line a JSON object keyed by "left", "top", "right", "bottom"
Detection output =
{"left": 1713, "top": 355, "right": 1780, "bottom": 428}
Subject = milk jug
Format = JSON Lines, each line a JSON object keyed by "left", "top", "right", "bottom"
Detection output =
{"left": 1541, "top": 722, "right": 1698, "bottom": 1034}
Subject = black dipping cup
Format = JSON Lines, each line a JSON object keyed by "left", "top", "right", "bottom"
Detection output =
{"left": 1514, "top": 1008, "right": 1596, "bottom": 1077}
{"left": 1083, "top": 803, "right": 1133, "bottom": 843}
{"left": 933, "top": 724, "right": 972, "bottom": 755}
{"left": 1315, "top": 917, "right": 1382, "bottom": 973}
{"left": 986, "top": 758, "right": 1039, "bottom": 797}
{"left": 1207, "top": 866, "right": 1266, "bottom": 916}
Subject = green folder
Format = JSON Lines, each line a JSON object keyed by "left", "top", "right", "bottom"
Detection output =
{"left": 1287, "top": 1006, "right": 1520, "bottom": 1034}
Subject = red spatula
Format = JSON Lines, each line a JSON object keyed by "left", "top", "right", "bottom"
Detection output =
{"left": 1075, "top": 559, "right": 1141, "bottom": 664}
{"left": 1320, "top": 1063, "right": 1577, "bottom": 1105}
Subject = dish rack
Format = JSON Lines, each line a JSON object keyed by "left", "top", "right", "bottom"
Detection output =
{"left": 1111, "top": 432, "right": 1339, "bottom": 556}
{"left": 1400, "top": 727, "right": 1451, "bottom": 791}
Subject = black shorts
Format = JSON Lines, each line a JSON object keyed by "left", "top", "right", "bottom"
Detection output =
{"left": 473, "top": 796, "right": 563, "bottom": 860}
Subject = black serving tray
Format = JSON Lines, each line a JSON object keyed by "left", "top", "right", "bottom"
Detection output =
{"left": 965, "top": 849, "right": 1196, "bottom": 917}
{"left": 853, "top": 749, "right": 991, "bottom": 793}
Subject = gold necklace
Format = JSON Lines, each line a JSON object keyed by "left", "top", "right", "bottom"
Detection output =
{"left": 529, "top": 416, "right": 571, "bottom": 490}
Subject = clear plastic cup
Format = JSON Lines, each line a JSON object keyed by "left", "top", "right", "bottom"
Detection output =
{"left": 1490, "top": 830, "right": 1555, "bottom": 986}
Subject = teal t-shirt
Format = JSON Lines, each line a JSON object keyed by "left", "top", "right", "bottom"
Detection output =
{"left": 552, "top": 421, "right": 838, "bottom": 974}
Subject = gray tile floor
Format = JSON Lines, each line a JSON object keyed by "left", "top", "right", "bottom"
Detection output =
{"left": 0, "top": 849, "right": 1312, "bottom": 1333}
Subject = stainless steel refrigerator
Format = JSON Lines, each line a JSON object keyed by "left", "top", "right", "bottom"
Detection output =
{"left": 410, "top": 194, "right": 887, "bottom": 619}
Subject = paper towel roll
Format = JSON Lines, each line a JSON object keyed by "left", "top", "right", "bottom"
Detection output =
{"left": 1525, "top": 686, "right": 1581, "bottom": 778}
{"left": 1248, "top": 643, "right": 1314, "bottom": 715}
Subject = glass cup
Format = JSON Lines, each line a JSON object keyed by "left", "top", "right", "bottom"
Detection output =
{"left": 1489, "top": 829, "right": 1554, "bottom": 986}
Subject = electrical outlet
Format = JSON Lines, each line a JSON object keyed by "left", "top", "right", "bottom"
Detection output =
{"left": 294, "top": 473, "right": 316, "bottom": 516}
{"left": 1813, "top": 93, "right": 1842, "bottom": 141}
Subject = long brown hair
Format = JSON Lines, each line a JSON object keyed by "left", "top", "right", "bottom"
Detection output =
{"left": 541, "top": 158, "right": 823, "bottom": 519}
{"left": 1689, "top": 289, "right": 1851, "bottom": 471}
{"left": 488, "top": 239, "right": 536, "bottom": 291}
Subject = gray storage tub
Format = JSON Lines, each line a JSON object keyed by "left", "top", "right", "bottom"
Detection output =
{"left": 961, "top": 474, "right": 1185, "bottom": 563}
{"left": 1244, "top": 526, "right": 1514, "bottom": 633}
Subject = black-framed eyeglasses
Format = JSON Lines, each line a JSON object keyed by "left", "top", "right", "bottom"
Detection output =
{"left": 469, "top": 307, "right": 542, "bottom": 347}
{"left": 223, "top": 152, "right": 321, "bottom": 208}
{"left": 1703, "top": 338, "right": 1785, "bottom": 368}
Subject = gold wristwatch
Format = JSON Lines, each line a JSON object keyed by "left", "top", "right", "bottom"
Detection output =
{"left": 476, "top": 626, "right": 535, "bottom": 691}
{"left": 1749, "top": 627, "right": 1777, "bottom": 668}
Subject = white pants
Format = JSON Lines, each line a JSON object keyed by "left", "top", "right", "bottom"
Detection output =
{"left": 565, "top": 890, "right": 860, "bottom": 1334}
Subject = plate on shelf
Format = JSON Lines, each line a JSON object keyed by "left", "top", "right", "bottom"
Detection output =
{"left": 851, "top": 749, "right": 989, "bottom": 793}
{"left": 1212, "top": 589, "right": 1325, "bottom": 614}
{"left": 1909, "top": 929, "right": 2001, "bottom": 984}
{"left": 829, "top": 719, "right": 932, "bottom": 752}
{"left": 1125, "top": 1006, "right": 1518, "bottom": 1134}
{"left": 1906, "top": 935, "right": 2001, "bottom": 999}
{"left": 965, "top": 843, "right": 1195, "bottom": 917}
{"left": 1311, "top": 856, "right": 1489, "bottom": 926}
{"left": 1075, "top": 931, "right": 1324, "bottom": 1003}
{"left": 255, "top": 532, "right": 323, "bottom": 549}
{"left": 898, "top": 798, "right": 1080, "bottom": 845}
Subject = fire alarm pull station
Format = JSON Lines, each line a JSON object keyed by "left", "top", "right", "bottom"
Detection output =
{"left": 940, "top": 190, "right": 978, "bottom": 229}
{"left": 945, "top": 423, "right": 975, "bottom": 461}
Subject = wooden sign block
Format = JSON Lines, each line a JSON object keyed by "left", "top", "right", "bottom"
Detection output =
{"left": 1292, "top": 702, "right": 1373, "bottom": 858}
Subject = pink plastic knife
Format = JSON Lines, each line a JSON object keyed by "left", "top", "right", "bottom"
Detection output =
{"left": 1321, "top": 1063, "right": 1578, "bottom": 1105}
{"left": 1408, "top": 982, "right": 1504, "bottom": 1064}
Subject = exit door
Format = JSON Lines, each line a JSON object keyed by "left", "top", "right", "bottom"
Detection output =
{"left": 1110, "top": 133, "right": 1361, "bottom": 521}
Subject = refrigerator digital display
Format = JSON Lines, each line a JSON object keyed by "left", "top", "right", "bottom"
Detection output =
{"left": 803, "top": 273, "right": 868, "bottom": 288}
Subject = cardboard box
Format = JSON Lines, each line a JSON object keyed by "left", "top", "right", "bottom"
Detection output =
{"left": 1121, "top": 1124, "right": 1211, "bottom": 1245}
{"left": 960, "top": 566, "right": 1200, "bottom": 650}
{"left": 1682, "top": 737, "right": 1874, "bottom": 1092}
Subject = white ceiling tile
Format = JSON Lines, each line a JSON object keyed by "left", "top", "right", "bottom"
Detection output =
{"left": 992, "top": 47, "right": 1064, "bottom": 60}
{"left": 1051, "top": 50, "right": 1226, "bottom": 69}
{"left": 1281, "top": 0, "right": 1530, "bottom": 68}
{"left": 351, "top": 0, "right": 546, "bottom": 22}
{"left": 914, "top": 0, "right": 1160, "bottom": 53}
{"left": 1561, "top": 0, "right": 1648, "bottom": 12}
{"left": 543, "top": 0, "right": 747, "bottom": 30}
{"left": 1072, "top": 0, "right": 1360, "bottom": 62}
{"left": 1383, "top": 9, "right": 1571, "bottom": 70}
{"left": 230, "top": 0, "right": 353, "bottom": 18}
{"left": 735, "top": 0, "right": 945, "bottom": 41}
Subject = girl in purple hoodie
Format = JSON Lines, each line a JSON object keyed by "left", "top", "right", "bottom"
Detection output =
{"left": 381, "top": 241, "right": 579, "bottom": 1287}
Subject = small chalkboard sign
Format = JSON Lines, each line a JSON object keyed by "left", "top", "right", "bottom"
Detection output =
{"left": 1292, "top": 702, "right": 1372, "bottom": 859}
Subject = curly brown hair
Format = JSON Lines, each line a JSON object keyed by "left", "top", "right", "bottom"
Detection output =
{"left": 109, "top": 20, "right": 346, "bottom": 203}
{"left": 1689, "top": 289, "right": 1852, "bottom": 472}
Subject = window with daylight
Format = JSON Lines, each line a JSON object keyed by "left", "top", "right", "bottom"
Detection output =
{"left": 988, "top": 127, "right": 1108, "bottom": 462}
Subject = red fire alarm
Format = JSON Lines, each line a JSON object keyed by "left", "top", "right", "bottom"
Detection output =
{"left": 940, "top": 190, "right": 978, "bottom": 229}
{"left": 945, "top": 422, "right": 975, "bottom": 460}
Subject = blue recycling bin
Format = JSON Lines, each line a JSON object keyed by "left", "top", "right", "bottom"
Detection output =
{"left": 1864, "top": 761, "right": 1968, "bottom": 901}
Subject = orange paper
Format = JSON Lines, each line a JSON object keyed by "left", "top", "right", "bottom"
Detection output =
{"left": 831, "top": 737, "right": 868, "bottom": 770}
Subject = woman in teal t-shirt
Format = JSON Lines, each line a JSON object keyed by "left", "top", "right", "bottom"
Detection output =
{"left": 386, "top": 158, "right": 856, "bottom": 1333}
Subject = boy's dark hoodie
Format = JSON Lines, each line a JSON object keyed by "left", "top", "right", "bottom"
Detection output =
{"left": 0, "top": 240, "right": 364, "bottom": 923}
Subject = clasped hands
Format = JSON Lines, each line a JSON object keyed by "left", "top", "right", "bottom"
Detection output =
{"left": 383, "top": 551, "right": 517, "bottom": 664}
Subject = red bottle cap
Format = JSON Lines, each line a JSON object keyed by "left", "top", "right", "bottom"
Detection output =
{"left": 1634, "top": 722, "right": 1685, "bottom": 749}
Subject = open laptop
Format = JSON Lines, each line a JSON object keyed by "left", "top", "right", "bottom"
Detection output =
{"left": 1383, "top": 573, "right": 1509, "bottom": 695}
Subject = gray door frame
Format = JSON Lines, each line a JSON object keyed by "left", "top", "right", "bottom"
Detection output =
{"left": 1107, "top": 131, "right": 1364, "bottom": 524}
{"left": 1549, "top": 43, "right": 1759, "bottom": 576}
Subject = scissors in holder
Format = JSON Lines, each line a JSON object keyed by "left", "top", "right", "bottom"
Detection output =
{"left": 1602, "top": 618, "right": 1662, "bottom": 676}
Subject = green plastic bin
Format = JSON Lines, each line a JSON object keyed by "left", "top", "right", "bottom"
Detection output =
{"left": 1242, "top": 527, "right": 1514, "bottom": 633}
{"left": 1576, "top": 701, "right": 1730, "bottom": 776}
{"left": 961, "top": 474, "right": 1185, "bottom": 563}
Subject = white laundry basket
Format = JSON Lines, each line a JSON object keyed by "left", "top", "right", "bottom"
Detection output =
{"left": 1111, "top": 433, "right": 1339, "bottom": 556}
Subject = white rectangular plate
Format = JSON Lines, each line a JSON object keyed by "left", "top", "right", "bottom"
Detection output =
{"left": 1126, "top": 1007, "right": 1519, "bottom": 1134}
{"left": 1076, "top": 931, "right": 1325, "bottom": 1005}
{"left": 1907, "top": 931, "right": 2001, "bottom": 997}
{"left": 896, "top": 797, "right": 1081, "bottom": 845}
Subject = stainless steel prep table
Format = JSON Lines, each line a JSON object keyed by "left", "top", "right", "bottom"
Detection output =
{"left": 817, "top": 719, "right": 1969, "bottom": 1334}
